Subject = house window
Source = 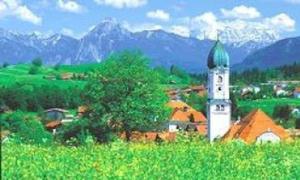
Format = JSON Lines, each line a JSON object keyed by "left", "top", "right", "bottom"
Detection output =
{"left": 216, "top": 105, "right": 220, "bottom": 111}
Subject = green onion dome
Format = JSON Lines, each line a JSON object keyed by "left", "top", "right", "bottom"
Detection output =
{"left": 207, "top": 40, "right": 229, "bottom": 69}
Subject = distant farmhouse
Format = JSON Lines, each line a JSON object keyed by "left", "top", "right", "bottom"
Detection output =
{"left": 44, "top": 108, "right": 75, "bottom": 134}
{"left": 294, "top": 87, "right": 300, "bottom": 98}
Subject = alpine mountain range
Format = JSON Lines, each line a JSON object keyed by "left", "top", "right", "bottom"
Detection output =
{"left": 0, "top": 18, "right": 299, "bottom": 72}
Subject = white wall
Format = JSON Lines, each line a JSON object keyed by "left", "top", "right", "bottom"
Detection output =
{"left": 256, "top": 132, "right": 280, "bottom": 143}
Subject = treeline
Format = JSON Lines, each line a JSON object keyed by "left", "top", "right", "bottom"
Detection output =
{"left": 190, "top": 63, "right": 300, "bottom": 85}
{"left": 0, "top": 84, "right": 83, "bottom": 112}
{"left": 231, "top": 62, "right": 300, "bottom": 84}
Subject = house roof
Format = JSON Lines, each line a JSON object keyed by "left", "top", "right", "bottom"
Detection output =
{"left": 167, "top": 101, "right": 190, "bottom": 110}
{"left": 171, "top": 109, "right": 206, "bottom": 123}
{"left": 167, "top": 101, "right": 206, "bottom": 123}
{"left": 77, "top": 106, "right": 88, "bottom": 113}
{"left": 294, "top": 87, "right": 300, "bottom": 93}
{"left": 158, "top": 132, "right": 176, "bottom": 141}
{"left": 196, "top": 124, "right": 207, "bottom": 135}
{"left": 45, "top": 121, "right": 62, "bottom": 129}
{"left": 224, "top": 109, "right": 290, "bottom": 143}
{"left": 44, "top": 108, "right": 69, "bottom": 113}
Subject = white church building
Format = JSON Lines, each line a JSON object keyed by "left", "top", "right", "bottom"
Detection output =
{"left": 206, "top": 40, "right": 290, "bottom": 143}
{"left": 206, "top": 40, "right": 231, "bottom": 142}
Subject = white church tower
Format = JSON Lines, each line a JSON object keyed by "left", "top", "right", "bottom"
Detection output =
{"left": 207, "top": 40, "right": 231, "bottom": 142}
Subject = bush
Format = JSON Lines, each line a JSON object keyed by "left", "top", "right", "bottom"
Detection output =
{"left": 32, "top": 58, "right": 43, "bottom": 67}
{"left": 2, "top": 62, "right": 9, "bottom": 68}
{"left": 0, "top": 111, "right": 53, "bottom": 145}
{"left": 28, "top": 66, "right": 39, "bottom": 75}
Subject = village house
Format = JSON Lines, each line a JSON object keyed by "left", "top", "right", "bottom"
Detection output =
{"left": 273, "top": 84, "right": 289, "bottom": 96}
{"left": 167, "top": 100, "right": 207, "bottom": 135}
{"left": 44, "top": 108, "right": 75, "bottom": 134}
{"left": 294, "top": 87, "right": 300, "bottom": 98}
{"left": 223, "top": 109, "right": 290, "bottom": 143}
{"left": 60, "top": 73, "right": 74, "bottom": 80}
{"left": 77, "top": 105, "right": 88, "bottom": 118}
{"left": 0, "top": 104, "right": 10, "bottom": 114}
{"left": 241, "top": 85, "right": 261, "bottom": 97}
{"left": 44, "top": 108, "right": 69, "bottom": 121}
{"left": 182, "top": 85, "right": 207, "bottom": 97}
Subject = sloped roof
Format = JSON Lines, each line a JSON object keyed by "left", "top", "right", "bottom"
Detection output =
{"left": 294, "top": 87, "right": 300, "bottom": 93}
{"left": 171, "top": 109, "right": 206, "bottom": 123}
{"left": 77, "top": 106, "right": 88, "bottom": 113}
{"left": 44, "top": 108, "right": 69, "bottom": 113}
{"left": 167, "top": 101, "right": 206, "bottom": 123}
{"left": 167, "top": 101, "right": 190, "bottom": 110}
{"left": 224, "top": 109, "right": 290, "bottom": 143}
{"left": 45, "top": 121, "right": 62, "bottom": 129}
{"left": 196, "top": 124, "right": 207, "bottom": 135}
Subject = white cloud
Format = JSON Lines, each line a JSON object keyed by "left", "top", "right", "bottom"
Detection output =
{"left": 286, "top": 0, "right": 300, "bottom": 4}
{"left": 147, "top": 9, "right": 170, "bottom": 21}
{"left": 123, "top": 21, "right": 162, "bottom": 32}
{"left": 221, "top": 5, "right": 261, "bottom": 19}
{"left": 169, "top": 25, "right": 190, "bottom": 37}
{"left": 265, "top": 13, "right": 295, "bottom": 31}
{"left": 0, "top": 0, "right": 42, "bottom": 25}
{"left": 188, "top": 12, "right": 219, "bottom": 39}
{"left": 57, "top": 0, "right": 83, "bottom": 13}
{"left": 61, "top": 28, "right": 75, "bottom": 36}
{"left": 94, "top": 0, "right": 147, "bottom": 8}
{"left": 182, "top": 10, "right": 295, "bottom": 42}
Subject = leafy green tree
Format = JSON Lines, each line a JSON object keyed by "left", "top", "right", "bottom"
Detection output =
{"left": 32, "top": 58, "right": 43, "bottom": 67}
{"left": 273, "top": 105, "right": 291, "bottom": 121}
{"left": 28, "top": 66, "right": 39, "bottom": 75}
{"left": 82, "top": 51, "right": 170, "bottom": 141}
{"left": 54, "top": 63, "right": 61, "bottom": 71}
{"left": 0, "top": 111, "right": 52, "bottom": 144}
{"left": 2, "top": 62, "right": 9, "bottom": 68}
{"left": 184, "top": 92, "right": 207, "bottom": 115}
{"left": 170, "top": 65, "right": 191, "bottom": 84}
{"left": 296, "top": 118, "right": 300, "bottom": 129}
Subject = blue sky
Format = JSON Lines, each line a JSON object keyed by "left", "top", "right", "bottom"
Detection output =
{"left": 0, "top": 0, "right": 299, "bottom": 40}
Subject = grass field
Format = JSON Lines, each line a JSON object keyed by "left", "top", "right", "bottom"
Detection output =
{"left": 238, "top": 98, "right": 300, "bottom": 116}
{"left": 0, "top": 64, "right": 87, "bottom": 88}
{"left": 2, "top": 139, "right": 300, "bottom": 179}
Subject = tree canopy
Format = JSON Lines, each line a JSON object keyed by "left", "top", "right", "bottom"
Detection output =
{"left": 82, "top": 51, "right": 170, "bottom": 141}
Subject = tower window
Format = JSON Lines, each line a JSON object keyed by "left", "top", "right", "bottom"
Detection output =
{"left": 216, "top": 105, "right": 220, "bottom": 111}
{"left": 216, "top": 104, "right": 225, "bottom": 111}
{"left": 218, "top": 76, "right": 223, "bottom": 83}
{"left": 221, "top": 105, "right": 225, "bottom": 111}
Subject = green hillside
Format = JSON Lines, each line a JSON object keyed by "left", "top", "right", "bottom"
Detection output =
{"left": 0, "top": 64, "right": 89, "bottom": 88}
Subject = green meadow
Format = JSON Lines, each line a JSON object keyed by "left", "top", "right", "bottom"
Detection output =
{"left": 0, "top": 64, "right": 88, "bottom": 88}
{"left": 238, "top": 98, "right": 300, "bottom": 116}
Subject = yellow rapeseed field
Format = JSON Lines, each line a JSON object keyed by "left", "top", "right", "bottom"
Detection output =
{"left": 2, "top": 139, "right": 300, "bottom": 179}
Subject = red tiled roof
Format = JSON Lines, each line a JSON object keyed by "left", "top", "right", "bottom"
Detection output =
{"left": 196, "top": 124, "right": 207, "bottom": 135}
{"left": 224, "top": 109, "right": 290, "bottom": 143}
{"left": 45, "top": 121, "right": 62, "bottom": 129}
{"left": 294, "top": 87, "right": 300, "bottom": 93}
{"left": 167, "top": 101, "right": 206, "bottom": 123}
